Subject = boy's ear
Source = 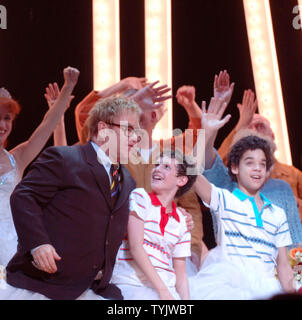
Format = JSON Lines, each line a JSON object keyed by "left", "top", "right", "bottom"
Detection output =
{"left": 231, "top": 164, "right": 239, "bottom": 176}
{"left": 177, "top": 175, "right": 188, "bottom": 188}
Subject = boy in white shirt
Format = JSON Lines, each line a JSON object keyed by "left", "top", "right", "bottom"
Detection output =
{"left": 189, "top": 98, "right": 295, "bottom": 299}
{"left": 111, "top": 149, "right": 197, "bottom": 300}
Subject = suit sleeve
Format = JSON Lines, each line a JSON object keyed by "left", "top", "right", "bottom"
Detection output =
{"left": 10, "top": 147, "right": 65, "bottom": 254}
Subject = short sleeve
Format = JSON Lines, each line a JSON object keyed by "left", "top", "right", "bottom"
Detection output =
{"left": 275, "top": 208, "right": 293, "bottom": 248}
{"left": 173, "top": 212, "right": 191, "bottom": 258}
{"left": 203, "top": 183, "right": 225, "bottom": 215}
{"left": 129, "top": 188, "right": 149, "bottom": 221}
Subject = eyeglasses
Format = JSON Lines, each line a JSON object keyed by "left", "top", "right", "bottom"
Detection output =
{"left": 106, "top": 122, "right": 144, "bottom": 138}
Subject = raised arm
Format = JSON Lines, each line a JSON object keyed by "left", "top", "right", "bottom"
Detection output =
{"left": 131, "top": 80, "right": 172, "bottom": 111}
{"left": 98, "top": 76, "right": 147, "bottom": 97}
{"left": 218, "top": 89, "right": 258, "bottom": 164}
{"left": 213, "top": 70, "right": 235, "bottom": 106}
{"left": 127, "top": 211, "right": 175, "bottom": 300}
{"left": 176, "top": 85, "right": 202, "bottom": 120}
{"left": 11, "top": 67, "right": 80, "bottom": 173}
{"left": 44, "top": 82, "right": 74, "bottom": 147}
{"left": 201, "top": 97, "right": 231, "bottom": 169}
{"left": 74, "top": 77, "right": 148, "bottom": 143}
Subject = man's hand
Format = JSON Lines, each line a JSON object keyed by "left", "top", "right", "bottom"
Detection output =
{"left": 213, "top": 70, "right": 235, "bottom": 106}
{"left": 178, "top": 207, "right": 194, "bottom": 231}
{"left": 32, "top": 244, "right": 61, "bottom": 274}
{"left": 132, "top": 81, "right": 172, "bottom": 111}
{"left": 44, "top": 82, "right": 74, "bottom": 110}
{"left": 63, "top": 66, "right": 80, "bottom": 88}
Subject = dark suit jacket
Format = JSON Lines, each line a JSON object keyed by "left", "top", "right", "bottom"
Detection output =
{"left": 7, "top": 142, "right": 136, "bottom": 300}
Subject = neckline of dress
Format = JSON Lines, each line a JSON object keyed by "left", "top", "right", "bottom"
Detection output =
{"left": 0, "top": 150, "right": 17, "bottom": 184}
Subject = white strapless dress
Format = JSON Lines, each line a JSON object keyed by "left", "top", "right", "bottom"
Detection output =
{"left": 0, "top": 150, "right": 21, "bottom": 266}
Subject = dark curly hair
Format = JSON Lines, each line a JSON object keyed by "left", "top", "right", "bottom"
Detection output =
{"left": 159, "top": 149, "right": 197, "bottom": 198}
{"left": 227, "top": 135, "right": 274, "bottom": 182}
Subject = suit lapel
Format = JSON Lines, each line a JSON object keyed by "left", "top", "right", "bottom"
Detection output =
{"left": 81, "top": 142, "right": 112, "bottom": 209}
{"left": 113, "top": 165, "right": 136, "bottom": 212}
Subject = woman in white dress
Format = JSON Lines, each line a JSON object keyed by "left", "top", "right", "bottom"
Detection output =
{"left": 0, "top": 66, "right": 79, "bottom": 266}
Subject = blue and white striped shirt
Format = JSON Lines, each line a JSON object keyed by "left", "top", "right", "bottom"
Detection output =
{"left": 204, "top": 184, "right": 293, "bottom": 275}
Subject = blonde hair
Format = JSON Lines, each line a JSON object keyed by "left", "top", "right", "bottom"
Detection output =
{"left": 84, "top": 96, "right": 141, "bottom": 142}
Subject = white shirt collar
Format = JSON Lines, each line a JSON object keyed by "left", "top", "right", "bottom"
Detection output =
{"left": 90, "top": 141, "right": 112, "bottom": 181}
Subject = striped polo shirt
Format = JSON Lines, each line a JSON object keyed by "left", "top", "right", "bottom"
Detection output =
{"left": 111, "top": 188, "right": 191, "bottom": 288}
{"left": 205, "top": 184, "right": 292, "bottom": 276}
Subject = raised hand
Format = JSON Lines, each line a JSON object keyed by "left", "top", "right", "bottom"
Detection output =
{"left": 44, "top": 82, "right": 74, "bottom": 110}
{"left": 63, "top": 66, "right": 80, "bottom": 88}
{"left": 120, "top": 77, "right": 148, "bottom": 91}
{"left": 201, "top": 97, "right": 231, "bottom": 134}
{"left": 132, "top": 81, "right": 172, "bottom": 111}
{"left": 213, "top": 70, "right": 235, "bottom": 106}
{"left": 176, "top": 85, "right": 196, "bottom": 109}
{"left": 236, "top": 89, "right": 258, "bottom": 131}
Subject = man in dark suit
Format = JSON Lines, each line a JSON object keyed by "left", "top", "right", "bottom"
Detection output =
{"left": 4, "top": 96, "right": 141, "bottom": 300}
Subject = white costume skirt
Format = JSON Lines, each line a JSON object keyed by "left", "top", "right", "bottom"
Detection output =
{"left": 0, "top": 279, "right": 107, "bottom": 300}
{"left": 188, "top": 246, "right": 283, "bottom": 300}
{"left": 116, "top": 284, "right": 180, "bottom": 300}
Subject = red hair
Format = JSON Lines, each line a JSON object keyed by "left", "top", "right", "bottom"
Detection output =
{"left": 0, "top": 97, "right": 21, "bottom": 119}
{"left": 0, "top": 97, "right": 21, "bottom": 148}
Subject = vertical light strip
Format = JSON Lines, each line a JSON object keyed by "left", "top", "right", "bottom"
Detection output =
{"left": 243, "top": 0, "right": 292, "bottom": 165}
{"left": 297, "top": 1, "right": 302, "bottom": 23}
{"left": 145, "top": 0, "right": 173, "bottom": 140}
{"left": 93, "top": 0, "right": 120, "bottom": 90}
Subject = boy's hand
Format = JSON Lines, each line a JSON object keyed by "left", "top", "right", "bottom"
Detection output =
{"left": 158, "top": 288, "right": 175, "bottom": 300}
{"left": 201, "top": 97, "right": 231, "bottom": 134}
{"left": 178, "top": 207, "right": 194, "bottom": 231}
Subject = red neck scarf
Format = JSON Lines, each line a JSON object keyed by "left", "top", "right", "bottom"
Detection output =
{"left": 148, "top": 192, "right": 180, "bottom": 235}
